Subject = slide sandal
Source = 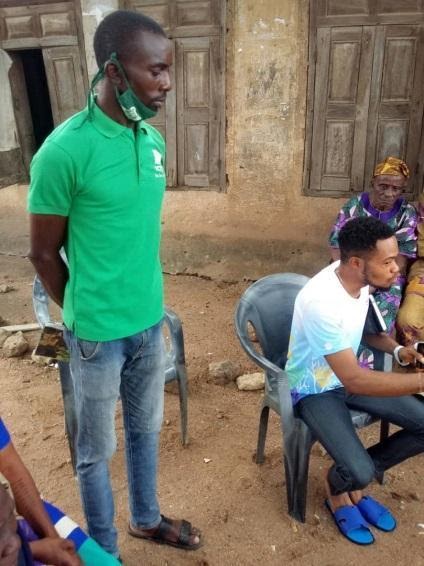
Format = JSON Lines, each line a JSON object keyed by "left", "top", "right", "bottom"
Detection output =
{"left": 357, "top": 495, "right": 396, "bottom": 532}
{"left": 325, "top": 500, "right": 374, "bottom": 545}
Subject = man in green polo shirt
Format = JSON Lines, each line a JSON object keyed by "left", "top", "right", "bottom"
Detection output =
{"left": 28, "top": 10, "right": 201, "bottom": 559}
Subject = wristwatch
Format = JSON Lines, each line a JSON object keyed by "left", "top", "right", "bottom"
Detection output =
{"left": 393, "top": 345, "right": 409, "bottom": 366}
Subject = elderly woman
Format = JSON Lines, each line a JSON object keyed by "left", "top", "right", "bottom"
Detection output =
{"left": 397, "top": 193, "right": 424, "bottom": 345}
{"left": 329, "top": 157, "right": 418, "bottom": 366}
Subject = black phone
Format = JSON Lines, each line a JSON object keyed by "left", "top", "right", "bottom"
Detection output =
{"left": 415, "top": 342, "right": 424, "bottom": 369}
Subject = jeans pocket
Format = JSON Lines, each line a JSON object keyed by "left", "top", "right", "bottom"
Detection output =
{"left": 78, "top": 338, "right": 101, "bottom": 361}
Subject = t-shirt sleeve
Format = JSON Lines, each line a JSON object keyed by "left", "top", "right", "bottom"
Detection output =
{"left": 328, "top": 197, "right": 357, "bottom": 249}
{"left": 396, "top": 204, "right": 418, "bottom": 258}
{"left": 302, "top": 300, "right": 353, "bottom": 357}
{"left": 28, "top": 142, "right": 76, "bottom": 217}
{"left": 0, "top": 418, "right": 11, "bottom": 451}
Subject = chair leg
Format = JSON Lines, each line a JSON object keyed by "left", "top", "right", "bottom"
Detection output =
{"left": 375, "top": 420, "right": 390, "bottom": 484}
{"left": 256, "top": 405, "right": 270, "bottom": 464}
{"left": 58, "top": 362, "right": 77, "bottom": 475}
{"left": 284, "top": 424, "right": 313, "bottom": 523}
{"left": 291, "top": 438, "right": 313, "bottom": 523}
{"left": 176, "top": 367, "right": 188, "bottom": 446}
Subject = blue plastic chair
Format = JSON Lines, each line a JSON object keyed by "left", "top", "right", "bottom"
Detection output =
{"left": 234, "top": 273, "right": 389, "bottom": 522}
{"left": 32, "top": 275, "right": 189, "bottom": 474}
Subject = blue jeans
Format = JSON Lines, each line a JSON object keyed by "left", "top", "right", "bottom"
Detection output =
{"left": 296, "top": 388, "right": 424, "bottom": 495}
{"left": 64, "top": 320, "right": 166, "bottom": 556}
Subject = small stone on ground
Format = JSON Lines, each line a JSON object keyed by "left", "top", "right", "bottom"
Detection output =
{"left": 236, "top": 372, "right": 265, "bottom": 390}
{"left": 2, "top": 331, "right": 29, "bottom": 357}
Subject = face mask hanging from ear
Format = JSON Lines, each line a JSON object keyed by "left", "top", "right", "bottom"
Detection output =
{"left": 88, "top": 52, "right": 158, "bottom": 122}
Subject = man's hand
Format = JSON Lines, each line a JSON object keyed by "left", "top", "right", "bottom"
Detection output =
{"left": 29, "top": 537, "right": 82, "bottom": 566}
{"left": 398, "top": 346, "right": 424, "bottom": 367}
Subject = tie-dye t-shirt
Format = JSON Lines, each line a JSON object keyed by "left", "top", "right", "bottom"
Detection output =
{"left": 285, "top": 262, "right": 369, "bottom": 404}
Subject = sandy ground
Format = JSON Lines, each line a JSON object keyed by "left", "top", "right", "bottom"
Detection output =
{"left": 0, "top": 185, "right": 423, "bottom": 565}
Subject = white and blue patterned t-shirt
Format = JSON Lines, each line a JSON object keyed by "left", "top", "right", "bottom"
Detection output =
{"left": 285, "top": 262, "right": 369, "bottom": 404}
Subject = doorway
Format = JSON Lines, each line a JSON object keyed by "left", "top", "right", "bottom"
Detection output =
{"left": 8, "top": 49, "right": 54, "bottom": 175}
{"left": 18, "top": 50, "right": 54, "bottom": 149}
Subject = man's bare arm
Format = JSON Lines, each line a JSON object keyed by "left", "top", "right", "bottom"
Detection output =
{"left": 325, "top": 348, "right": 424, "bottom": 397}
{"left": 363, "top": 332, "right": 398, "bottom": 354}
{"left": 0, "top": 442, "right": 57, "bottom": 539}
{"left": 28, "top": 214, "right": 68, "bottom": 307}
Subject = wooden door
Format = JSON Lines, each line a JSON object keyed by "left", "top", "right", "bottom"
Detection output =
{"left": 43, "top": 45, "right": 86, "bottom": 125}
{"left": 121, "top": 0, "right": 225, "bottom": 189}
{"left": 365, "top": 24, "right": 424, "bottom": 196}
{"left": 305, "top": 0, "right": 424, "bottom": 197}
{"left": 176, "top": 36, "right": 222, "bottom": 187}
{"left": 309, "top": 26, "right": 375, "bottom": 193}
{"left": 8, "top": 53, "right": 36, "bottom": 174}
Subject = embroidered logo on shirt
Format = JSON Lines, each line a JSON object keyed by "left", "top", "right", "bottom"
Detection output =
{"left": 152, "top": 149, "right": 165, "bottom": 178}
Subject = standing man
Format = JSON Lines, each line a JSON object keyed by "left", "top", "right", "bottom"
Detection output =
{"left": 285, "top": 217, "right": 424, "bottom": 545}
{"left": 28, "top": 10, "right": 201, "bottom": 559}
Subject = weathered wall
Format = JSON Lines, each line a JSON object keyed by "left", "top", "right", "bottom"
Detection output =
{"left": 161, "top": 0, "right": 344, "bottom": 280}
{"left": 80, "top": 0, "right": 119, "bottom": 79}
{"left": 76, "top": 0, "right": 345, "bottom": 280}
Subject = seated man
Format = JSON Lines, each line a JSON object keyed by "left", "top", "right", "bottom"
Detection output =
{"left": 285, "top": 216, "right": 424, "bottom": 545}
{"left": 0, "top": 417, "right": 120, "bottom": 565}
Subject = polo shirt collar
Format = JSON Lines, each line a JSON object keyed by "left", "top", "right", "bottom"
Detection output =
{"left": 90, "top": 101, "right": 147, "bottom": 138}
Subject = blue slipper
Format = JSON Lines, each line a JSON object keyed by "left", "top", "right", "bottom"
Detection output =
{"left": 325, "top": 500, "right": 374, "bottom": 545}
{"left": 357, "top": 495, "right": 396, "bottom": 532}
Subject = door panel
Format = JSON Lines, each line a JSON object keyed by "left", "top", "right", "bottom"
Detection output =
{"left": 176, "top": 36, "right": 221, "bottom": 187}
{"left": 43, "top": 45, "right": 86, "bottom": 125}
{"left": 365, "top": 24, "right": 424, "bottom": 196}
{"left": 309, "top": 26, "right": 374, "bottom": 193}
{"left": 122, "top": 0, "right": 225, "bottom": 189}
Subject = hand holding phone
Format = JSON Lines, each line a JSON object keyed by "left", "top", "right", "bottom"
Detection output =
{"left": 414, "top": 342, "right": 424, "bottom": 370}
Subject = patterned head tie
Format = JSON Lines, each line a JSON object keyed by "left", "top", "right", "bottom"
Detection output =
{"left": 373, "top": 156, "right": 410, "bottom": 179}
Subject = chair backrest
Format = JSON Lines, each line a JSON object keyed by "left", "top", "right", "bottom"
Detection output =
{"left": 32, "top": 275, "right": 184, "bottom": 383}
{"left": 235, "top": 273, "right": 309, "bottom": 368}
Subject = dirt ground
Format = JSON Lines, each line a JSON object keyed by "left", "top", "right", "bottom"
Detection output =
{"left": 0, "top": 185, "right": 423, "bottom": 566}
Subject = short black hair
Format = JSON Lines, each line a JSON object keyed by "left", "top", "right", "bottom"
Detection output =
{"left": 338, "top": 217, "right": 395, "bottom": 262}
{"left": 93, "top": 10, "right": 167, "bottom": 68}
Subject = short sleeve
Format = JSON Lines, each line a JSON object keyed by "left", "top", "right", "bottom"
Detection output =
{"left": 417, "top": 198, "right": 424, "bottom": 258}
{"left": 396, "top": 204, "right": 418, "bottom": 258}
{"left": 28, "top": 142, "right": 76, "bottom": 217}
{"left": 302, "top": 301, "right": 353, "bottom": 357}
{"left": 0, "top": 418, "right": 11, "bottom": 451}
{"left": 328, "top": 197, "right": 359, "bottom": 249}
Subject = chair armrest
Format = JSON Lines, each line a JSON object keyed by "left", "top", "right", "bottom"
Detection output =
{"left": 237, "top": 333, "right": 283, "bottom": 380}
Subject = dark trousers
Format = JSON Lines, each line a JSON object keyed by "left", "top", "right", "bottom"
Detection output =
{"left": 296, "top": 388, "right": 424, "bottom": 495}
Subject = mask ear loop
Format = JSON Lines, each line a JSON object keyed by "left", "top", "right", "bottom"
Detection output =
{"left": 88, "top": 52, "right": 127, "bottom": 118}
{"left": 88, "top": 66, "right": 105, "bottom": 118}
{"left": 108, "top": 52, "right": 133, "bottom": 97}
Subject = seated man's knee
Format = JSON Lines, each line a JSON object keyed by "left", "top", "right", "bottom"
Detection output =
{"left": 332, "top": 459, "right": 375, "bottom": 492}
{"left": 350, "top": 459, "right": 375, "bottom": 490}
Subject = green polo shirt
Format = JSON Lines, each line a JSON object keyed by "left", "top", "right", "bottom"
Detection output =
{"left": 28, "top": 103, "right": 166, "bottom": 341}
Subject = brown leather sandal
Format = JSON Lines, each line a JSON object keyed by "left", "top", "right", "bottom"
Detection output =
{"left": 128, "top": 515, "right": 202, "bottom": 550}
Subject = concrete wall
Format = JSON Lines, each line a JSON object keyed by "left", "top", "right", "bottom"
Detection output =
{"left": 161, "top": 0, "right": 344, "bottom": 280}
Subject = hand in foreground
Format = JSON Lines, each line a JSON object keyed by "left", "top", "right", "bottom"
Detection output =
{"left": 398, "top": 346, "right": 424, "bottom": 367}
{"left": 29, "top": 537, "right": 82, "bottom": 566}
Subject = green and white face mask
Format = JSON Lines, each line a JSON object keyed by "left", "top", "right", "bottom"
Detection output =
{"left": 89, "top": 52, "right": 157, "bottom": 122}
